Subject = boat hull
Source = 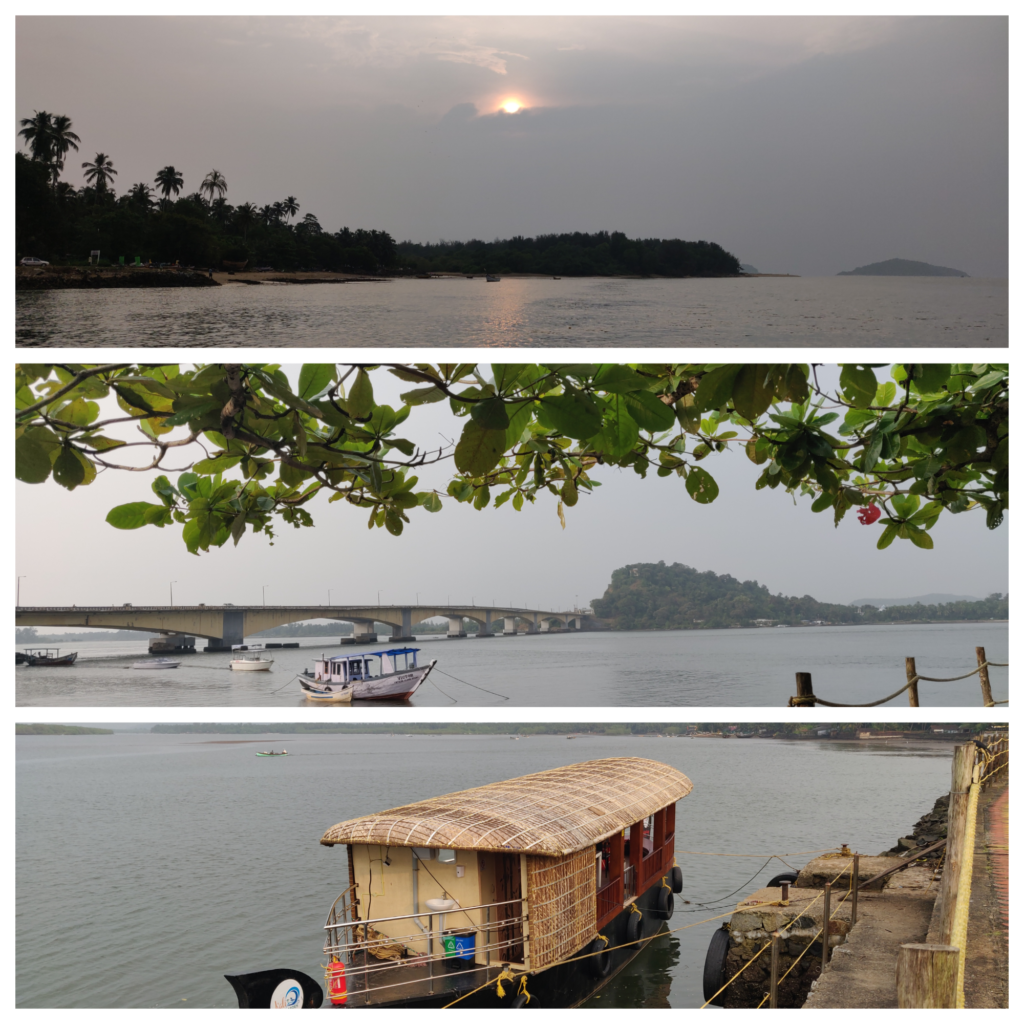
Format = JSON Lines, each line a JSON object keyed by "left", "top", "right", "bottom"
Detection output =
{"left": 305, "top": 661, "right": 434, "bottom": 701}
{"left": 231, "top": 659, "right": 274, "bottom": 671}
{"left": 25, "top": 653, "right": 78, "bottom": 667}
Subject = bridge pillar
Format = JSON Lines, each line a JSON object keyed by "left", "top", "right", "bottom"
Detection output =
{"left": 525, "top": 613, "right": 538, "bottom": 634}
{"left": 149, "top": 633, "right": 196, "bottom": 654}
{"left": 402, "top": 607, "right": 413, "bottom": 636}
{"left": 477, "top": 610, "right": 494, "bottom": 637}
{"left": 204, "top": 609, "right": 245, "bottom": 651}
{"left": 503, "top": 616, "right": 519, "bottom": 636}
{"left": 447, "top": 616, "right": 466, "bottom": 639}
{"left": 539, "top": 619, "right": 551, "bottom": 632}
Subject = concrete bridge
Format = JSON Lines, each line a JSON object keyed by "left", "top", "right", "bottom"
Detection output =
{"left": 15, "top": 604, "right": 591, "bottom": 650}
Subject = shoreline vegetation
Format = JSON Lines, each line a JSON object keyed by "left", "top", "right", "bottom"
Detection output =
{"left": 16, "top": 109, "right": 743, "bottom": 284}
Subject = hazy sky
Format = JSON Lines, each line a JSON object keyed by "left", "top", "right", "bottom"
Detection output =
{"left": 15, "top": 365, "right": 1008, "bottom": 614}
{"left": 16, "top": 16, "right": 1007, "bottom": 277}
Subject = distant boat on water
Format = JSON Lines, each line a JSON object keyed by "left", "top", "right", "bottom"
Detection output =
{"left": 486, "top": 274, "right": 501, "bottom": 282}
{"left": 22, "top": 648, "right": 78, "bottom": 667}
{"left": 256, "top": 750, "right": 288, "bottom": 757}
{"left": 131, "top": 658, "right": 181, "bottom": 670}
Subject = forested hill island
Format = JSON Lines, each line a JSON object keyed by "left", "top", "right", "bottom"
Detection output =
{"left": 837, "top": 258, "right": 969, "bottom": 277}
{"left": 589, "top": 562, "right": 1007, "bottom": 630}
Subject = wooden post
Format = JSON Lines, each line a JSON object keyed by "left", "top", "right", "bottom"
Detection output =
{"left": 976, "top": 647, "right": 993, "bottom": 707}
{"left": 851, "top": 854, "right": 859, "bottom": 926}
{"left": 821, "top": 882, "right": 832, "bottom": 969}
{"left": 905, "top": 657, "right": 919, "bottom": 707}
{"left": 794, "top": 672, "right": 814, "bottom": 707}
{"left": 770, "top": 931, "right": 780, "bottom": 1008}
{"left": 896, "top": 944, "right": 958, "bottom": 1008}
{"left": 937, "top": 744, "right": 974, "bottom": 943}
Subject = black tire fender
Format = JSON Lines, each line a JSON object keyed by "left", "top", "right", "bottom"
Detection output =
{"left": 510, "top": 992, "right": 539, "bottom": 1008}
{"left": 703, "top": 926, "right": 732, "bottom": 1006}
{"left": 584, "top": 936, "right": 611, "bottom": 979}
{"left": 655, "top": 884, "right": 675, "bottom": 920}
{"left": 767, "top": 871, "right": 799, "bottom": 888}
{"left": 624, "top": 909, "right": 644, "bottom": 946}
{"left": 669, "top": 865, "right": 683, "bottom": 893}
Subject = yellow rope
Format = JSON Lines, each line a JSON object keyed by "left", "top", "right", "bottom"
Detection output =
{"left": 952, "top": 777, "right": 981, "bottom": 1008}
{"left": 493, "top": 965, "right": 515, "bottom": 1000}
{"left": 676, "top": 847, "right": 839, "bottom": 858}
{"left": 516, "top": 975, "right": 531, "bottom": 1004}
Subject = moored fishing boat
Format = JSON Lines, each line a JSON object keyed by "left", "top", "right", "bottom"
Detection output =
{"left": 226, "top": 757, "right": 691, "bottom": 1008}
{"left": 23, "top": 648, "right": 78, "bottom": 667}
{"left": 231, "top": 654, "right": 274, "bottom": 671}
{"left": 303, "top": 682, "right": 355, "bottom": 704}
{"left": 131, "top": 658, "right": 181, "bottom": 670}
{"left": 299, "top": 648, "right": 435, "bottom": 701}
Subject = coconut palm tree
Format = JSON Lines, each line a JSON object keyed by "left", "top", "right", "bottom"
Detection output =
{"left": 201, "top": 168, "right": 227, "bottom": 202}
{"left": 282, "top": 196, "right": 300, "bottom": 221}
{"left": 234, "top": 202, "right": 257, "bottom": 242}
{"left": 82, "top": 152, "right": 118, "bottom": 195}
{"left": 18, "top": 111, "right": 54, "bottom": 164}
{"left": 210, "top": 197, "right": 233, "bottom": 225}
{"left": 48, "top": 114, "right": 81, "bottom": 186}
{"left": 154, "top": 165, "right": 184, "bottom": 199}
{"left": 128, "top": 182, "right": 155, "bottom": 208}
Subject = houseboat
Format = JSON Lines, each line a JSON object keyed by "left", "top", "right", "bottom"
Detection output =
{"left": 225, "top": 757, "right": 691, "bottom": 1008}
{"left": 300, "top": 648, "right": 435, "bottom": 701}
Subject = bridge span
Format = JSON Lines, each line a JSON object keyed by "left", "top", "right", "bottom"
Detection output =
{"left": 15, "top": 604, "right": 590, "bottom": 649}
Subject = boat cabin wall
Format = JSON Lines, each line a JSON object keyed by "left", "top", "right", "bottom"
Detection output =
{"left": 350, "top": 845, "right": 485, "bottom": 958}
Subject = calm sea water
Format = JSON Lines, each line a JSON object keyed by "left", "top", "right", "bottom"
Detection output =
{"left": 15, "top": 276, "right": 1006, "bottom": 347}
{"left": 15, "top": 622, "right": 1007, "bottom": 708}
{"left": 16, "top": 732, "right": 956, "bottom": 1008}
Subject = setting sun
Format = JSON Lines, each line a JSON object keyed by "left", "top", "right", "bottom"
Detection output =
{"left": 501, "top": 98, "right": 522, "bottom": 113}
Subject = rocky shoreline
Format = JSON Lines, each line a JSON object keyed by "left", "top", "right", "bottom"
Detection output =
{"left": 17, "top": 266, "right": 218, "bottom": 290}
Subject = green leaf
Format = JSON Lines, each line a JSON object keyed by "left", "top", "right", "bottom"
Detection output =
{"left": 906, "top": 525, "right": 934, "bottom": 549}
{"left": 731, "top": 364, "right": 775, "bottom": 420}
{"left": 470, "top": 397, "right": 511, "bottom": 430}
{"left": 106, "top": 501, "right": 171, "bottom": 529}
{"left": 811, "top": 492, "right": 834, "bottom": 513}
{"left": 347, "top": 369, "right": 374, "bottom": 419}
{"left": 876, "top": 523, "right": 898, "bottom": 549}
{"left": 454, "top": 421, "right": 507, "bottom": 476}
{"left": 15, "top": 434, "right": 53, "bottom": 483}
{"left": 592, "top": 396, "right": 639, "bottom": 459}
{"left": 472, "top": 485, "right": 491, "bottom": 509}
{"left": 890, "top": 493, "right": 920, "bottom": 519}
{"left": 562, "top": 476, "right": 578, "bottom": 506}
{"left": 592, "top": 365, "right": 648, "bottom": 393}
{"left": 540, "top": 390, "right": 603, "bottom": 439}
{"left": 512, "top": 491, "right": 524, "bottom": 511}
{"left": 839, "top": 365, "right": 878, "bottom": 408}
{"left": 685, "top": 467, "right": 719, "bottom": 503}
{"left": 694, "top": 365, "right": 741, "bottom": 412}
{"left": 193, "top": 456, "right": 242, "bottom": 474}
{"left": 297, "top": 364, "right": 335, "bottom": 400}
{"left": 52, "top": 447, "right": 87, "bottom": 489}
{"left": 419, "top": 492, "right": 442, "bottom": 513}
{"left": 906, "top": 364, "right": 950, "bottom": 395}
{"left": 401, "top": 385, "right": 446, "bottom": 405}
{"left": 623, "top": 390, "right": 676, "bottom": 432}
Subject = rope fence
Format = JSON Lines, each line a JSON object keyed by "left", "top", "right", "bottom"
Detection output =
{"left": 788, "top": 647, "right": 1007, "bottom": 708}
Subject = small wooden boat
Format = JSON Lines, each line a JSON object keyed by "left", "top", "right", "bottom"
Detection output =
{"left": 23, "top": 648, "right": 78, "bottom": 667}
{"left": 485, "top": 274, "right": 500, "bottom": 282}
{"left": 226, "top": 757, "right": 691, "bottom": 1009}
{"left": 131, "top": 658, "right": 181, "bottom": 670}
{"left": 256, "top": 749, "right": 288, "bottom": 757}
{"left": 300, "top": 647, "right": 434, "bottom": 701}
{"left": 231, "top": 655, "right": 274, "bottom": 671}
{"left": 302, "top": 682, "right": 355, "bottom": 704}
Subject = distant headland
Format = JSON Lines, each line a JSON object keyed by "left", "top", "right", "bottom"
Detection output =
{"left": 837, "top": 258, "right": 969, "bottom": 277}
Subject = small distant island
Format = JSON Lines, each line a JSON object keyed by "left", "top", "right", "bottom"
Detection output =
{"left": 837, "top": 258, "right": 969, "bottom": 277}
{"left": 16, "top": 724, "right": 113, "bottom": 735}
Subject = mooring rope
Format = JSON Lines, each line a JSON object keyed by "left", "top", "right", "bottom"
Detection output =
{"left": 433, "top": 667, "right": 511, "bottom": 702}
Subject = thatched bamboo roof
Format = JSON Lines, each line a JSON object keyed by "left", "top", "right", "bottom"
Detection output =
{"left": 320, "top": 757, "right": 693, "bottom": 857}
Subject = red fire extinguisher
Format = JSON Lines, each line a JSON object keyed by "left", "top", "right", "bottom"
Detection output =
{"left": 326, "top": 959, "right": 347, "bottom": 1005}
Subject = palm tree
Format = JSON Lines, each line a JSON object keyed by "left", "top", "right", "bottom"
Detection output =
{"left": 154, "top": 165, "right": 184, "bottom": 199}
{"left": 48, "top": 115, "right": 81, "bottom": 186}
{"left": 210, "top": 197, "right": 233, "bottom": 225}
{"left": 259, "top": 204, "right": 279, "bottom": 226}
{"left": 201, "top": 168, "right": 227, "bottom": 202}
{"left": 282, "top": 196, "right": 300, "bottom": 221}
{"left": 82, "top": 152, "right": 118, "bottom": 195}
{"left": 300, "top": 212, "right": 321, "bottom": 235}
{"left": 234, "top": 202, "right": 256, "bottom": 242}
{"left": 18, "top": 111, "right": 54, "bottom": 164}
{"left": 128, "top": 182, "right": 155, "bottom": 208}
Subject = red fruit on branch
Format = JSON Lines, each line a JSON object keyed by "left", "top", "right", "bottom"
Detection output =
{"left": 857, "top": 505, "right": 882, "bottom": 525}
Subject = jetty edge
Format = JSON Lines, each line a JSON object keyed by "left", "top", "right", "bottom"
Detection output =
{"left": 226, "top": 757, "right": 691, "bottom": 1009}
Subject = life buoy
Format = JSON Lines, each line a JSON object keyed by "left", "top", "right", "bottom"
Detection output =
{"left": 702, "top": 926, "right": 731, "bottom": 1006}
{"left": 669, "top": 865, "right": 683, "bottom": 893}
{"left": 584, "top": 936, "right": 611, "bottom": 978}
{"left": 655, "top": 885, "right": 674, "bottom": 920}
{"left": 624, "top": 908, "right": 644, "bottom": 945}
{"left": 767, "top": 871, "right": 799, "bottom": 888}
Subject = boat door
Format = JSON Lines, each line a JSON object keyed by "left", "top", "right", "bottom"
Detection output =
{"left": 495, "top": 853, "right": 524, "bottom": 963}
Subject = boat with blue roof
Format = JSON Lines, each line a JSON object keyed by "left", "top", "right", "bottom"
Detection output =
{"left": 300, "top": 647, "right": 436, "bottom": 701}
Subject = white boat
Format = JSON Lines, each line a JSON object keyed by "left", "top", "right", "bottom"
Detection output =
{"left": 231, "top": 655, "right": 275, "bottom": 671}
{"left": 300, "top": 647, "right": 435, "bottom": 701}
{"left": 130, "top": 658, "right": 181, "bottom": 670}
{"left": 485, "top": 274, "right": 500, "bottom": 282}
{"left": 302, "top": 682, "right": 355, "bottom": 704}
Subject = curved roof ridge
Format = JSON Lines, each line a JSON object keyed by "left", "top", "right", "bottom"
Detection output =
{"left": 320, "top": 757, "right": 693, "bottom": 857}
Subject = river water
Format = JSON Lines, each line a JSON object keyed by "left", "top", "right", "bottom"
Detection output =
{"left": 15, "top": 275, "right": 1006, "bottom": 347}
{"left": 16, "top": 622, "right": 1007, "bottom": 708}
{"left": 15, "top": 731, "right": 958, "bottom": 1008}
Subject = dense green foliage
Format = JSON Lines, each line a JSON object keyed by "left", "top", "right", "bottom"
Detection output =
{"left": 396, "top": 231, "right": 740, "bottom": 277}
{"left": 16, "top": 723, "right": 113, "bottom": 735}
{"left": 15, "top": 362, "right": 1007, "bottom": 554}
{"left": 590, "top": 561, "right": 1007, "bottom": 629}
{"left": 15, "top": 151, "right": 396, "bottom": 271}
{"left": 16, "top": 627, "right": 158, "bottom": 643}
